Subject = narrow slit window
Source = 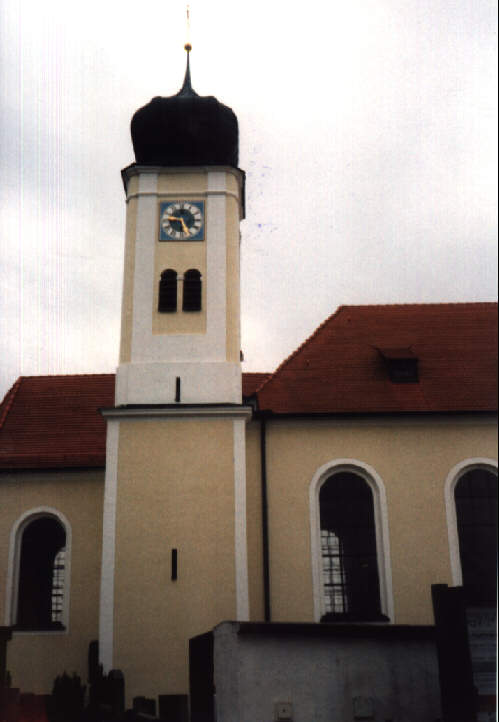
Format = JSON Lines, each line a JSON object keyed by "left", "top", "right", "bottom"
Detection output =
{"left": 158, "top": 269, "right": 178, "bottom": 312}
{"left": 183, "top": 269, "right": 202, "bottom": 312}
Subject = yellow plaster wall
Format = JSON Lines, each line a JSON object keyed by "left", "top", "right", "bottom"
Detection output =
{"left": 152, "top": 233, "right": 207, "bottom": 335}
{"left": 113, "top": 418, "right": 237, "bottom": 701}
{"left": 154, "top": 172, "right": 209, "bottom": 335}
{"left": 156, "top": 172, "right": 207, "bottom": 196}
{"left": 260, "top": 416, "right": 497, "bottom": 625}
{"left": 0, "top": 470, "right": 104, "bottom": 693}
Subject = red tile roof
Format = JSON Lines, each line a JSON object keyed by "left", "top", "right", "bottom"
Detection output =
{"left": 0, "top": 303, "right": 496, "bottom": 468}
{"left": 0, "top": 375, "right": 114, "bottom": 469}
{"left": 0, "top": 372, "right": 271, "bottom": 469}
{"left": 242, "top": 372, "right": 271, "bottom": 397}
{"left": 256, "top": 303, "right": 498, "bottom": 414}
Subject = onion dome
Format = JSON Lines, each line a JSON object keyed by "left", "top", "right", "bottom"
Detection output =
{"left": 131, "top": 47, "right": 238, "bottom": 167}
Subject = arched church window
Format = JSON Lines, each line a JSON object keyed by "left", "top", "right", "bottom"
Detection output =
{"left": 182, "top": 269, "right": 202, "bottom": 311}
{"left": 454, "top": 467, "right": 497, "bottom": 605}
{"left": 158, "top": 269, "right": 177, "bottom": 312}
{"left": 16, "top": 516, "right": 67, "bottom": 630}
{"left": 319, "top": 471, "right": 386, "bottom": 622}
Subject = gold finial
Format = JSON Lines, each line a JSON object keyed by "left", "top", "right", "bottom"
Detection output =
{"left": 184, "top": 5, "right": 192, "bottom": 52}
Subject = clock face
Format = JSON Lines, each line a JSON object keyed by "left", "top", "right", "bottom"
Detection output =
{"left": 159, "top": 200, "right": 205, "bottom": 241}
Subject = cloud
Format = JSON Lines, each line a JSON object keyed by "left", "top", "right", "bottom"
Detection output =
{"left": 0, "top": 0, "right": 497, "bottom": 398}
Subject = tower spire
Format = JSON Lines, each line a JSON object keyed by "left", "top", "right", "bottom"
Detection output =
{"left": 185, "top": 3, "right": 191, "bottom": 50}
{"left": 177, "top": 5, "right": 197, "bottom": 97}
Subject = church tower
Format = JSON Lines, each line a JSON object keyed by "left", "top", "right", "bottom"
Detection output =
{"left": 99, "top": 47, "right": 251, "bottom": 702}
{"left": 116, "top": 47, "right": 244, "bottom": 406}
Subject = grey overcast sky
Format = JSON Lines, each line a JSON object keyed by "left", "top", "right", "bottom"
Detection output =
{"left": 0, "top": 0, "right": 497, "bottom": 400}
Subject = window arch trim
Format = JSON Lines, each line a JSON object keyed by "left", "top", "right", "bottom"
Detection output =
{"left": 444, "top": 458, "right": 498, "bottom": 588}
{"left": 309, "top": 459, "right": 394, "bottom": 623}
{"left": 4, "top": 507, "right": 72, "bottom": 633}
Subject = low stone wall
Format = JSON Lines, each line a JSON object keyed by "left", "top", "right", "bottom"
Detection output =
{"left": 192, "top": 621, "right": 442, "bottom": 722}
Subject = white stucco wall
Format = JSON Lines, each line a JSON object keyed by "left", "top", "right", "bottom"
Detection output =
{"left": 213, "top": 621, "right": 441, "bottom": 722}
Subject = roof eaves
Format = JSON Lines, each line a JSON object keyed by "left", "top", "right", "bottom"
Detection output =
{"left": 333, "top": 301, "right": 498, "bottom": 311}
{"left": 252, "top": 409, "right": 498, "bottom": 420}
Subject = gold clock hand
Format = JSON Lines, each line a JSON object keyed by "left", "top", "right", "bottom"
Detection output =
{"left": 167, "top": 215, "right": 189, "bottom": 235}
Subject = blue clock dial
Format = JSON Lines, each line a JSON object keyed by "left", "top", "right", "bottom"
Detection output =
{"left": 159, "top": 201, "right": 204, "bottom": 241}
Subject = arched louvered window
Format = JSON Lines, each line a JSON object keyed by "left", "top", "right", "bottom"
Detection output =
{"left": 454, "top": 467, "right": 497, "bottom": 605}
{"left": 16, "top": 516, "right": 67, "bottom": 630}
{"left": 319, "top": 472, "right": 386, "bottom": 622}
{"left": 183, "top": 269, "right": 202, "bottom": 312}
{"left": 158, "top": 269, "right": 178, "bottom": 313}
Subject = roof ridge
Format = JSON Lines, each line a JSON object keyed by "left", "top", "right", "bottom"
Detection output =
{"left": 255, "top": 307, "right": 347, "bottom": 393}
{"left": 17, "top": 372, "right": 116, "bottom": 380}
{"left": 0, "top": 377, "right": 23, "bottom": 430}
{"left": 337, "top": 301, "right": 498, "bottom": 310}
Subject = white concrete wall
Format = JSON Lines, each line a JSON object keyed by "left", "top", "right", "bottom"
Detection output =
{"left": 213, "top": 622, "right": 441, "bottom": 722}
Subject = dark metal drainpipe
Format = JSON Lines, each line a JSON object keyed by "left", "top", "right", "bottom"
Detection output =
{"left": 260, "top": 416, "right": 271, "bottom": 621}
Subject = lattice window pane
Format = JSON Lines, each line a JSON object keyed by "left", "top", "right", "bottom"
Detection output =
{"left": 51, "top": 548, "right": 65, "bottom": 623}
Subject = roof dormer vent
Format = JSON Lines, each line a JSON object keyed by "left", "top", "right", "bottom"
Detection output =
{"left": 377, "top": 348, "right": 419, "bottom": 383}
